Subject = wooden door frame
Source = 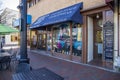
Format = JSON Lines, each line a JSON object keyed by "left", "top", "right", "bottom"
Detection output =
{"left": 93, "top": 17, "right": 103, "bottom": 59}
{"left": 81, "top": 5, "right": 111, "bottom": 63}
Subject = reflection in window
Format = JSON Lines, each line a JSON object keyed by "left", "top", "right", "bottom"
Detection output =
{"left": 72, "top": 24, "right": 82, "bottom": 56}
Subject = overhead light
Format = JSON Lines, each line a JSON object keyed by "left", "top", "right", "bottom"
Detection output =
{"left": 96, "top": 14, "right": 99, "bottom": 19}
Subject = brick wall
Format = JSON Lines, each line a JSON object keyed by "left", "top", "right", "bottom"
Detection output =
{"left": 28, "top": 0, "right": 106, "bottom": 22}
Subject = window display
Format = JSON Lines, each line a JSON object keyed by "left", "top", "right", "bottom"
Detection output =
{"left": 52, "top": 22, "right": 82, "bottom": 56}
{"left": 53, "top": 22, "right": 70, "bottom": 55}
{"left": 72, "top": 23, "right": 82, "bottom": 56}
{"left": 47, "top": 32, "right": 52, "bottom": 51}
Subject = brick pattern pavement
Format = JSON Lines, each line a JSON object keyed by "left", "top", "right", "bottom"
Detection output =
{"left": 28, "top": 51, "right": 120, "bottom": 80}
{"left": 0, "top": 49, "right": 120, "bottom": 80}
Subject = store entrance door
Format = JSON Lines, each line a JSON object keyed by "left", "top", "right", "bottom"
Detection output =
{"left": 37, "top": 34, "right": 47, "bottom": 50}
{"left": 93, "top": 16, "right": 103, "bottom": 60}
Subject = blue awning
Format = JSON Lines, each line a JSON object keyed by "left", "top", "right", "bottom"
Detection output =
{"left": 30, "top": 2, "right": 83, "bottom": 29}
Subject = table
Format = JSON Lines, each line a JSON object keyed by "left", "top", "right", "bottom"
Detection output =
{"left": 12, "top": 67, "right": 64, "bottom": 80}
{"left": 0, "top": 52, "right": 11, "bottom": 57}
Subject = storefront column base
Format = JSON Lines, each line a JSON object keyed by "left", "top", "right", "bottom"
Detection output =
{"left": 114, "top": 66, "right": 120, "bottom": 72}
{"left": 113, "top": 57, "right": 120, "bottom": 72}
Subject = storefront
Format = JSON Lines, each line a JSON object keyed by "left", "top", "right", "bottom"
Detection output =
{"left": 30, "top": 1, "right": 115, "bottom": 69}
{"left": 30, "top": 2, "right": 83, "bottom": 62}
{"left": 81, "top": 1, "right": 114, "bottom": 68}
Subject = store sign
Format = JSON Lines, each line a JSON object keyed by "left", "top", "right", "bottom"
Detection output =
{"left": 13, "top": 14, "right": 32, "bottom": 27}
{"left": 103, "top": 21, "right": 114, "bottom": 61}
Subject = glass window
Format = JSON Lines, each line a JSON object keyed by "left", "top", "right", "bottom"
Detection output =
{"left": 31, "top": 31, "right": 37, "bottom": 47}
{"left": 105, "top": 10, "right": 113, "bottom": 23}
{"left": 47, "top": 32, "right": 52, "bottom": 51}
{"left": 119, "top": 1, "right": 120, "bottom": 14}
{"left": 53, "top": 22, "right": 70, "bottom": 55}
{"left": 72, "top": 23, "right": 82, "bottom": 56}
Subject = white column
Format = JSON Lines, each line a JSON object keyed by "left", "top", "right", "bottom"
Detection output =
{"left": 87, "top": 16, "right": 93, "bottom": 62}
{"left": 114, "top": 0, "right": 120, "bottom": 71}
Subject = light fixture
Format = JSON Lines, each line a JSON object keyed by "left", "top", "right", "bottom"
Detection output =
{"left": 96, "top": 14, "right": 99, "bottom": 19}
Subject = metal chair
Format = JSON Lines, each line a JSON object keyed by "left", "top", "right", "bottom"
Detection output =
{"left": 0, "top": 56, "right": 11, "bottom": 70}
{"left": 7, "top": 48, "right": 13, "bottom": 54}
{"left": 10, "top": 50, "right": 20, "bottom": 70}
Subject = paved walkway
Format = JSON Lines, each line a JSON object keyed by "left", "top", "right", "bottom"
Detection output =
{"left": 28, "top": 50, "right": 120, "bottom": 80}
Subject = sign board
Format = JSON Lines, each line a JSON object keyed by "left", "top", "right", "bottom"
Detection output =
{"left": 103, "top": 21, "right": 114, "bottom": 61}
{"left": 13, "top": 14, "right": 32, "bottom": 27}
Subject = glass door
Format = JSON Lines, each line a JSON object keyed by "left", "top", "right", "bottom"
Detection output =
{"left": 38, "top": 34, "right": 47, "bottom": 50}
{"left": 94, "top": 18, "right": 103, "bottom": 59}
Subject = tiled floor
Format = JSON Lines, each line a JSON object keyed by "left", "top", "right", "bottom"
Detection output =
{"left": 88, "top": 59, "right": 113, "bottom": 70}
{"left": 0, "top": 50, "right": 120, "bottom": 80}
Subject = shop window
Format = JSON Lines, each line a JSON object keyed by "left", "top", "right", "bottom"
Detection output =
{"left": 105, "top": 10, "right": 113, "bottom": 23}
{"left": 53, "top": 22, "right": 70, "bottom": 55}
{"left": 27, "top": 3, "right": 29, "bottom": 8}
{"left": 28, "top": 0, "right": 34, "bottom": 8}
{"left": 28, "top": 1, "right": 32, "bottom": 8}
{"left": 119, "top": 1, "right": 120, "bottom": 15}
{"left": 47, "top": 32, "right": 52, "bottom": 51}
{"left": 35, "top": 0, "right": 37, "bottom": 4}
{"left": 72, "top": 23, "right": 82, "bottom": 56}
{"left": 11, "top": 34, "right": 18, "bottom": 42}
{"left": 38, "top": 0, "right": 40, "bottom": 2}
{"left": 31, "top": 31, "right": 37, "bottom": 48}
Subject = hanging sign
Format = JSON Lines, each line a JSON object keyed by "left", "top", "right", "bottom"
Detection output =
{"left": 103, "top": 21, "right": 114, "bottom": 61}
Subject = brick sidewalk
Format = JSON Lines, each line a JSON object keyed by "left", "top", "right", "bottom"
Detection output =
{"left": 28, "top": 50, "right": 120, "bottom": 80}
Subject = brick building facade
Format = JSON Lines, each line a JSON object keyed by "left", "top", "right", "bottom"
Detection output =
{"left": 27, "top": 0, "right": 119, "bottom": 70}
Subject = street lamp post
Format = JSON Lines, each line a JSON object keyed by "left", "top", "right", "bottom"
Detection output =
{"left": 18, "top": 0, "right": 29, "bottom": 63}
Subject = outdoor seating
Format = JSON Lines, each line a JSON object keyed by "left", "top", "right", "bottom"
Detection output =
{"left": 11, "top": 51, "right": 18, "bottom": 62}
{"left": 7, "top": 48, "right": 13, "bottom": 54}
{"left": 0, "top": 56, "right": 11, "bottom": 70}
{"left": 10, "top": 49, "right": 20, "bottom": 62}
{"left": 0, "top": 49, "right": 5, "bottom": 52}
{"left": 10, "top": 49, "right": 20, "bottom": 70}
